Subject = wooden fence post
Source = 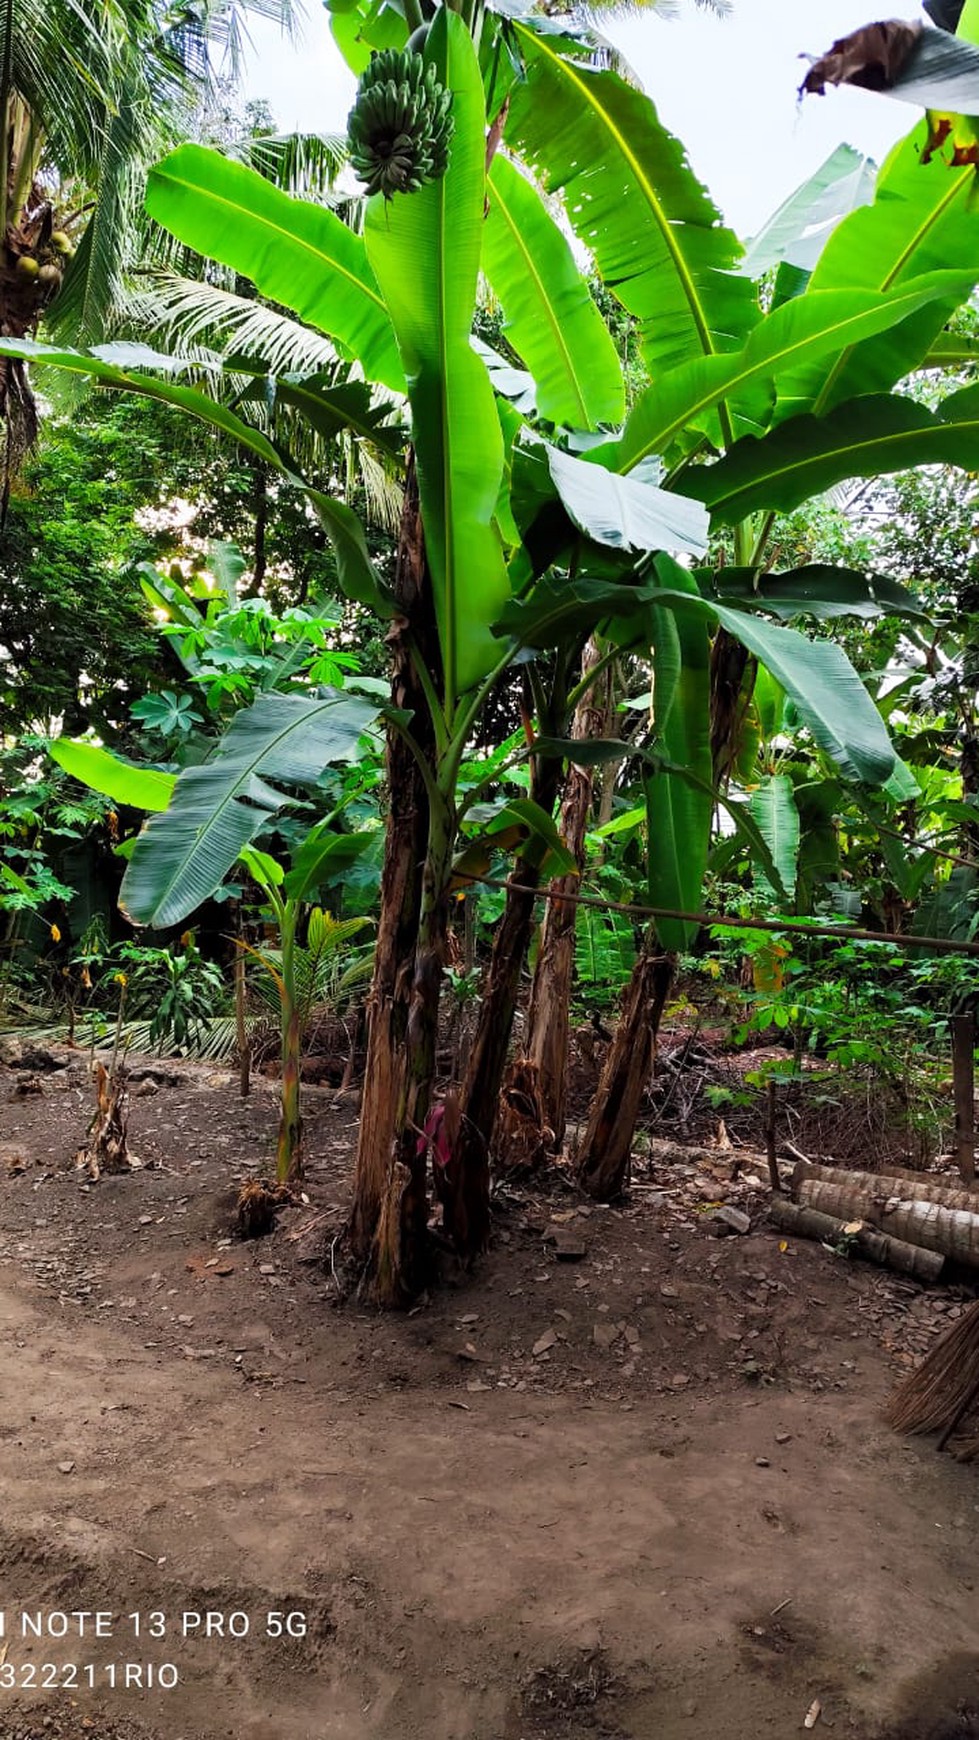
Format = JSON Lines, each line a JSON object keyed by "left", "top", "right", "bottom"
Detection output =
{"left": 951, "top": 1012, "right": 975, "bottom": 1186}
{"left": 766, "top": 1078, "right": 782, "bottom": 1195}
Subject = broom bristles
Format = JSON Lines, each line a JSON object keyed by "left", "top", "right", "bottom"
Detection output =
{"left": 885, "top": 1299, "right": 979, "bottom": 1435}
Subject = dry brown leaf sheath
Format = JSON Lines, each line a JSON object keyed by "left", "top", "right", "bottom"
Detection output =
{"left": 800, "top": 20, "right": 922, "bottom": 96}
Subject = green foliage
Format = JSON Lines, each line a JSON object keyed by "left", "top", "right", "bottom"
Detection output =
{"left": 0, "top": 406, "right": 161, "bottom": 737}
{"left": 117, "top": 935, "right": 227, "bottom": 1052}
{"left": 574, "top": 906, "right": 637, "bottom": 1007}
{"left": 251, "top": 909, "right": 374, "bottom": 1032}
{"left": 120, "top": 691, "right": 378, "bottom": 931}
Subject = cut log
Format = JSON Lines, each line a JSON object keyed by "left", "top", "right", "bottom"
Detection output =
{"left": 792, "top": 1160, "right": 979, "bottom": 1212}
{"left": 770, "top": 1197, "right": 944, "bottom": 1283}
{"left": 796, "top": 1177, "right": 979, "bottom": 1271}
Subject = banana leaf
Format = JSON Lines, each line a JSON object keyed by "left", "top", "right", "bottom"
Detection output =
{"left": 49, "top": 742, "right": 175, "bottom": 812}
{"left": 614, "top": 273, "right": 977, "bottom": 472}
{"left": 121, "top": 692, "right": 377, "bottom": 930}
{"left": 651, "top": 557, "right": 896, "bottom": 786}
{"left": 145, "top": 145, "right": 405, "bottom": 393}
{"left": 504, "top": 20, "right": 757, "bottom": 421}
{"left": 483, "top": 154, "right": 624, "bottom": 430}
{"left": 701, "top": 563, "right": 927, "bottom": 622}
{"left": 777, "top": 126, "right": 979, "bottom": 416}
{"left": 749, "top": 775, "right": 801, "bottom": 903}
{"left": 546, "top": 444, "right": 708, "bottom": 555}
{"left": 645, "top": 581, "right": 713, "bottom": 950}
{"left": 679, "top": 382, "right": 979, "bottom": 525}
{"left": 741, "top": 145, "right": 876, "bottom": 279}
{"left": 364, "top": 11, "right": 509, "bottom": 706}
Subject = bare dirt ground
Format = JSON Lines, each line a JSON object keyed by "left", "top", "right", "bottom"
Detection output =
{"left": 0, "top": 1046, "right": 977, "bottom": 1740}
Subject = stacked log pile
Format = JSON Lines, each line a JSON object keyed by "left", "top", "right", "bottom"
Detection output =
{"left": 770, "top": 1157, "right": 979, "bottom": 1281}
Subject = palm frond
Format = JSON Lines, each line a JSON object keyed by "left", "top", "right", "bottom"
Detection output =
{"left": 241, "top": 132, "right": 347, "bottom": 200}
{"left": 119, "top": 271, "right": 340, "bottom": 375}
{"left": 351, "top": 440, "right": 404, "bottom": 534}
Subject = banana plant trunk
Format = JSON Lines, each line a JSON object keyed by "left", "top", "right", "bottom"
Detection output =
{"left": 375, "top": 806, "right": 453, "bottom": 1304}
{"left": 445, "top": 748, "right": 564, "bottom": 1256}
{"left": 522, "top": 640, "right": 608, "bottom": 1151}
{"left": 350, "top": 456, "right": 435, "bottom": 1275}
{"left": 576, "top": 934, "right": 675, "bottom": 1200}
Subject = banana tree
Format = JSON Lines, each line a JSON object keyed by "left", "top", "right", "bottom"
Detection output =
{"left": 16, "top": 0, "right": 979, "bottom": 1292}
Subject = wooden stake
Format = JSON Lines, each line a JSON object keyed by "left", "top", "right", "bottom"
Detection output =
{"left": 951, "top": 1012, "right": 975, "bottom": 1185}
{"left": 235, "top": 942, "right": 250, "bottom": 1100}
{"left": 766, "top": 1079, "right": 781, "bottom": 1195}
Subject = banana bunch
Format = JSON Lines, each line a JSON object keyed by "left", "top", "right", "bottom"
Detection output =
{"left": 347, "top": 49, "right": 454, "bottom": 200}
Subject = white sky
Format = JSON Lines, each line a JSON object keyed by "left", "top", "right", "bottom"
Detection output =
{"left": 238, "top": 0, "right": 929, "bottom": 236}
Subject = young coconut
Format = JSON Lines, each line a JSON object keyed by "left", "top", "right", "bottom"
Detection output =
{"left": 49, "top": 230, "right": 73, "bottom": 256}
{"left": 37, "top": 263, "right": 63, "bottom": 292}
{"left": 14, "top": 255, "right": 39, "bottom": 279}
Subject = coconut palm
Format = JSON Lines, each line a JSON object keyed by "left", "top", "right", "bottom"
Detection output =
{"left": 0, "top": 0, "right": 297, "bottom": 477}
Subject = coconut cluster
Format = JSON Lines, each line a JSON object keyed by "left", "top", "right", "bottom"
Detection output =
{"left": 347, "top": 49, "right": 454, "bottom": 200}
{"left": 15, "top": 228, "right": 74, "bottom": 297}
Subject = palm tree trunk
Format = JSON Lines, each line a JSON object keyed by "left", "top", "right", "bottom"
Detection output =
{"left": 576, "top": 934, "right": 675, "bottom": 1200}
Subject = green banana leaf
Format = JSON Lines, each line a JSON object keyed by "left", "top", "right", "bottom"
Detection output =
{"left": 49, "top": 742, "right": 176, "bottom": 812}
{"left": 777, "top": 127, "right": 979, "bottom": 416}
{"left": 531, "top": 736, "right": 633, "bottom": 768}
{"left": 364, "top": 11, "right": 509, "bottom": 707}
{"left": 651, "top": 558, "right": 896, "bottom": 786}
{"left": 749, "top": 775, "right": 800, "bottom": 903}
{"left": 795, "top": 779, "right": 843, "bottom": 906}
{"left": 121, "top": 692, "right": 377, "bottom": 930}
{"left": 0, "top": 336, "right": 389, "bottom": 615}
{"left": 679, "top": 382, "right": 979, "bottom": 525}
{"left": 741, "top": 145, "right": 876, "bottom": 279}
{"left": 702, "top": 563, "right": 927, "bottom": 622}
{"left": 546, "top": 444, "right": 708, "bottom": 555}
{"left": 283, "top": 825, "right": 374, "bottom": 902}
{"left": 614, "top": 274, "right": 977, "bottom": 472}
{"left": 326, "top": 0, "right": 406, "bottom": 73}
{"left": 504, "top": 20, "right": 758, "bottom": 411}
{"left": 493, "top": 572, "right": 663, "bottom": 649}
{"left": 145, "top": 145, "right": 405, "bottom": 394}
{"left": 483, "top": 154, "right": 623, "bottom": 430}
